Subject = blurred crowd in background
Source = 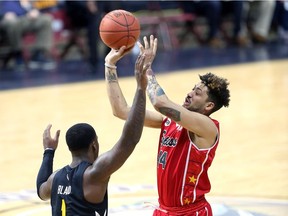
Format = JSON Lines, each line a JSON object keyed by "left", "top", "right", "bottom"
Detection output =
{"left": 0, "top": 0, "right": 287, "bottom": 72}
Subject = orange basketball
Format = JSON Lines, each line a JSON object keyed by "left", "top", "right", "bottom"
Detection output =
{"left": 99, "top": 9, "right": 140, "bottom": 49}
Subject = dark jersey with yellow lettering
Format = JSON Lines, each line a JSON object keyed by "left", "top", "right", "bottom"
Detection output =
{"left": 51, "top": 161, "right": 108, "bottom": 216}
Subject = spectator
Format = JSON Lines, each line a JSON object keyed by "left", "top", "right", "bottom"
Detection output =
{"left": 221, "top": 0, "right": 249, "bottom": 47}
{"left": 180, "top": 1, "right": 224, "bottom": 48}
{"left": 0, "top": 0, "right": 55, "bottom": 70}
{"left": 272, "top": 0, "right": 288, "bottom": 44}
{"left": 246, "top": 0, "right": 276, "bottom": 44}
{"left": 211, "top": 0, "right": 275, "bottom": 46}
{"left": 64, "top": 1, "right": 110, "bottom": 73}
{"left": 33, "top": 0, "right": 59, "bottom": 12}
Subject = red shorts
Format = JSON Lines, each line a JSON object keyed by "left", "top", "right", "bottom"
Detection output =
{"left": 152, "top": 199, "right": 212, "bottom": 216}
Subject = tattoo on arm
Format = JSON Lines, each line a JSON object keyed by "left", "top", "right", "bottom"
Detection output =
{"left": 106, "top": 70, "right": 118, "bottom": 83}
{"left": 156, "top": 87, "right": 165, "bottom": 96}
{"left": 158, "top": 107, "right": 181, "bottom": 121}
{"left": 146, "top": 72, "right": 180, "bottom": 122}
{"left": 147, "top": 74, "right": 165, "bottom": 104}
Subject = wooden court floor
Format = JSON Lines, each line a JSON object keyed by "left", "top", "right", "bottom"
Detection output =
{"left": 0, "top": 59, "right": 287, "bottom": 215}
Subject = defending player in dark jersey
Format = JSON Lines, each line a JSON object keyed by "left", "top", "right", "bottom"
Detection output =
{"left": 51, "top": 160, "right": 108, "bottom": 215}
{"left": 105, "top": 35, "right": 230, "bottom": 215}
{"left": 36, "top": 46, "right": 149, "bottom": 215}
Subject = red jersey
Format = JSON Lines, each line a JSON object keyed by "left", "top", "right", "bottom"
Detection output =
{"left": 154, "top": 117, "right": 220, "bottom": 215}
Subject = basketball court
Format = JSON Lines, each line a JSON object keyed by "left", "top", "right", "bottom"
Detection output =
{"left": 0, "top": 56, "right": 287, "bottom": 215}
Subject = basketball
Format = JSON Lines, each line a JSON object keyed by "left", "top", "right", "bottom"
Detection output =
{"left": 99, "top": 9, "right": 140, "bottom": 49}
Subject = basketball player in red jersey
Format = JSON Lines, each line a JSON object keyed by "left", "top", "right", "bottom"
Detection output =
{"left": 105, "top": 35, "right": 230, "bottom": 215}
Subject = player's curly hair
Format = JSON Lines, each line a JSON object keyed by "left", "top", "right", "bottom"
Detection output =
{"left": 199, "top": 72, "right": 230, "bottom": 113}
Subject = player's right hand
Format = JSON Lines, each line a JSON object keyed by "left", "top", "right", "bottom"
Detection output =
{"left": 43, "top": 124, "right": 60, "bottom": 150}
{"left": 105, "top": 45, "right": 133, "bottom": 66}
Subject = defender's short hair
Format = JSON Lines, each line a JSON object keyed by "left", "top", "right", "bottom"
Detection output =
{"left": 66, "top": 123, "right": 96, "bottom": 151}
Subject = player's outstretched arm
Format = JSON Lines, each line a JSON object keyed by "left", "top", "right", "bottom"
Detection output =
{"left": 105, "top": 46, "right": 131, "bottom": 120}
{"left": 91, "top": 52, "right": 147, "bottom": 182}
{"left": 36, "top": 124, "right": 60, "bottom": 200}
{"left": 105, "top": 36, "right": 163, "bottom": 128}
{"left": 146, "top": 68, "right": 218, "bottom": 148}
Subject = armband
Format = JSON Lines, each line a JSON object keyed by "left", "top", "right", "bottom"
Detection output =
{"left": 36, "top": 149, "right": 55, "bottom": 199}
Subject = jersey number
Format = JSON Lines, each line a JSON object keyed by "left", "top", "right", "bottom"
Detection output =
{"left": 158, "top": 150, "right": 167, "bottom": 169}
{"left": 61, "top": 199, "right": 66, "bottom": 216}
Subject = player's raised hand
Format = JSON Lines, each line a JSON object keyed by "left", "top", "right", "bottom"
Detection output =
{"left": 42, "top": 124, "right": 60, "bottom": 150}
{"left": 134, "top": 53, "right": 148, "bottom": 90}
{"left": 137, "top": 35, "right": 158, "bottom": 69}
{"left": 105, "top": 46, "right": 133, "bottom": 66}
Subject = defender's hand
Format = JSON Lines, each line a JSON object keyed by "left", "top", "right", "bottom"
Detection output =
{"left": 138, "top": 35, "right": 158, "bottom": 69}
{"left": 43, "top": 124, "right": 60, "bottom": 150}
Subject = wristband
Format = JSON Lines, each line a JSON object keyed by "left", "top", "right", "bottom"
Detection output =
{"left": 44, "top": 149, "right": 55, "bottom": 156}
{"left": 105, "top": 63, "right": 117, "bottom": 69}
{"left": 44, "top": 148, "right": 54, "bottom": 151}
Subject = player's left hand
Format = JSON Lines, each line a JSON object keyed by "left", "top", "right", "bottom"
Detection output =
{"left": 135, "top": 53, "right": 148, "bottom": 89}
{"left": 138, "top": 35, "right": 158, "bottom": 69}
